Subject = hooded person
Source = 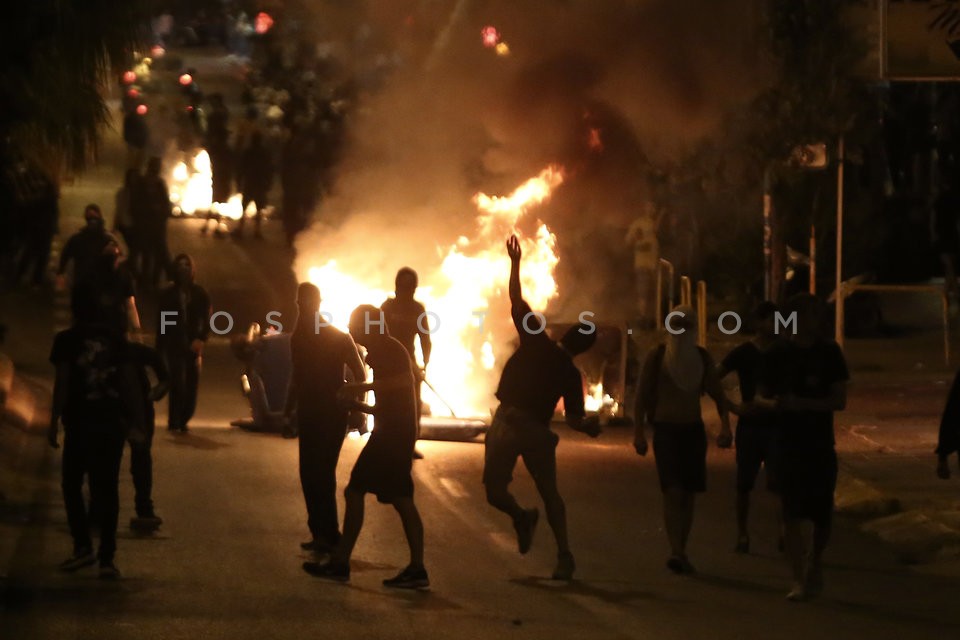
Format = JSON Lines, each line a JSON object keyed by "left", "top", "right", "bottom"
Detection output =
{"left": 57, "top": 204, "right": 116, "bottom": 290}
{"left": 156, "top": 254, "right": 211, "bottom": 433}
{"left": 634, "top": 304, "right": 732, "bottom": 575}
{"left": 84, "top": 237, "right": 141, "bottom": 338}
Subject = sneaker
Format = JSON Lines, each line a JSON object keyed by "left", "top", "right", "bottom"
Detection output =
{"left": 98, "top": 563, "right": 121, "bottom": 580}
{"left": 382, "top": 565, "right": 430, "bottom": 590}
{"left": 58, "top": 548, "right": 96, "bottom": 572}
{"left": 302, "top": 560, "right": 349, "bottom": 582}
{"left": 513, "top": 508, "right": 539, "bottom": 555}
{"left": 130, "top": 515, "right": 163, "bottom": 531}
{"left": 552, "top": 551, "right": 576, "bottom": 581}
{"left": 786, "top": 583, "right": 808, "bottom": 602}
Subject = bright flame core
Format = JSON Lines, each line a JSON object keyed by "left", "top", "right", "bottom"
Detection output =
{"left": 306, "top": 166, "right": 565, "bottom": 418}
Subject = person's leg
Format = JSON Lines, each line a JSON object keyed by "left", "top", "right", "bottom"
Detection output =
{"left": 183, "top": 355, "right": 200, "bottom": 428}
{"left": 166, "top": 353, "right": 185, "bottom": 430}
{"left": 332, "top": 488, "right": 366, "bottom": 564}
{"left": 783, "top": 515, "right": 808, "bottom": 598}
{"left": 522, "top": 436, "right": 568, "bottom": 555}
{"left": 483, "top": 421, "right": 523, "bottom": 521}
{"left": 662, "top": 487, "right": 686, "bottom": 559}
{"left": 298, "top": 431, "right": 324, "bottom": 542}
{"left": 316, "top": 424, "right": 347, "bottom": 547}
{"left": 61, "top": 431, "right": 93, "bottom": 554}
{"left": 392, "top": 497, "right": 425, "bottom": 569}
{"left": 680, "top": 491, "right": 696, "bottom": 551}
{"left": 90, "top": 432, "right": 126, "bottom": 568}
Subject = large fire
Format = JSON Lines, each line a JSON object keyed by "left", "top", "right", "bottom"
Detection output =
{"left": 168, "top": 149, "right": 251, "bottom": 220}
{"left": 306, "top": 166, "right": 565, "bottom": 419}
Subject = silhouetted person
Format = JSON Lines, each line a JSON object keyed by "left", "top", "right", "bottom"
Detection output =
{"left": 937, "top": 367, "right": 960, "bottom": 480}
{"left": 279, "top": 128, "right": 314, "bottom": 245}
{"left": 48, "top": 283, "right": 128, "bottom": 579}
{"left": 57, "top": 204, "right": 114, "bottom": 290}
{"left": 718, "top": 301, "right": 782, "bottom": 554}
{"left": 204, "top": 93, "right": 232, "bottom": 236}
{"left": 635, "top": 305, "right": 732, "bottom": 575}
{"left": 284, "top": 283, "right": 365, "bottom": 553}
{"left": 303, "top": 305, "right": 429, "bottom": 589}
{"left": 123, "top": 107, "right": 149, "bottom": 171}
{"left": 483, "top": 235, "right": 600, "bottom": 581}
{"left": 83, "top": 238, "right": 141, "bottom": 339}
{"left": 233, "top": 131, "right": 273, "bottom": 239}
{"left": 114, "top": 169, "right": 143, "bottom": 282}
{"left": 381, "top": 267, "right": 432, "bottom": 459}
{"left": 157, "top": 254, "right": 211, "bottom": 433}
{"left": 138, "top": 158, "right": 172, "bottom": 289}
{"left": 10, "top": 162, "right": 58, "bottom": 287}
{"left": 760, "top": 293, "right": 848, "bottom": 602}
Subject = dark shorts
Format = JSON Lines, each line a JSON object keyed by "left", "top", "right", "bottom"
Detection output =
{"left": 735, "top": 422, "right": 779, "bottom": 493}
{"left": 347, "top": 439, "right": 414, "bottom": 505}
{"left": 483, "top": 405, "right": 559, "bottom": 493}
{"left": 653, "top": 422, "right": 707, "bottom": 493}
{"left": 778, "top": 448, "right": 838, "bottom": 527}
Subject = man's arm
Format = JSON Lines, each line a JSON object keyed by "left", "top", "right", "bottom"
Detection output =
{"left": 703, "top": 354, "right": 733, "bottom": 447}
{"left": 417, "top": 303, "right": 432, "bottom": 368}
{"left": 48, "top": 364, "right": 68, "bottom": 448}
{"left": 507, "top": 235, "right": 523, "bottom": 306}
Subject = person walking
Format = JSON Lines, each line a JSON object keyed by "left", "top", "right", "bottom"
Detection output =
{"left": 302, "top": 305, "right": 430, "bottom": 589}
{"left": 718, "top": 301, "right": 782, "bottom": 553}
{"left": 48, "top": 283, "right": 129, "bottom": 579}
{"left": 138, "top": 158, "right": 172, "bottom": 290}
{"left": 233, "top": 131, "right": 273, "bottom": 239}
{"left": 381, "top": 267, "right": 432, "bottom": 459}
{"left": 56, "top": 204, "right": 115, "bottom": 291}
{"left": 760, "top": 293, "right": 849, "bottom": 602}
{"left": 634, "top": 305, "right": 732, "bottom": 575}
{"left": 285, "top": 283, "right": 366, "bottom": 554}
{"left": 156, "top": 254, "right": 211, "bottom": 433}
{"left": 482, "top": 235, "right": 601, "bottom": 581}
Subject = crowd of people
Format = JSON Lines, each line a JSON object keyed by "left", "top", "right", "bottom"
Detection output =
{"left": 42, "top": 229, "right": 871, "bottom": 602}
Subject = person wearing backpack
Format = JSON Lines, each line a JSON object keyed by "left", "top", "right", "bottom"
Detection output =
{"left": 634, "top": 305, "right": 732, "bottom": 574}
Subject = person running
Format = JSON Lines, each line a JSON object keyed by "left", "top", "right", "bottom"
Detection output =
{"left": 634, "top": 305, "right": 732, "bottom": 575}
{"left": 760, "top": 293, "right": 848, "bottom": 601}
{"left": 302, "top": 305, "right": 428, "bottom": 589}
{"left": 285, "top": 283, "right": 366, "bottom": 554}
{"left": 483, "top": 235, "right": 600, "bottom": 581}
{"left": 937, "top": 366, "right": 960, "bottom": 480}
{"left": 156, "top": 254, "right": 211, "bottom": 433}
{"left": 718, "top": 301, "right": 782, "bottom": 553}
{"left": 381, "top": 267, "right": 432, "bottom": 459}
{"left": 48, "top": 283, "right": 129, "bottom": 579}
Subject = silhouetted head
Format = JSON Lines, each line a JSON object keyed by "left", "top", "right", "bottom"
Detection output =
{"left": 783, "top": 293, "right": 827, "bottom": 343}
{"left": 173, "top": 254, "right": 195, "bottom": 286}
{"left": 559, "top": 322, "right": 597, "bottom": 356}
{"left": 395, "top": 267, "right": 418, "bottom": 300}
{"left": 753, "top": 300, "right": 779, "bottom": 339}
{"left": 84, "top": 203, "right": 103, "bottom": 228}
{"left": 296, "top": 282, "right": 320, "bottom": 313}
{"left": 348, "top": 304, "right": 387, "bottom": 347}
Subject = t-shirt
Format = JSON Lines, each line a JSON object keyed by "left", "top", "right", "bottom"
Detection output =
{"left": 365, "top": 336, "right": 418, "bottom": 454}
{"left": 721, "top": 341, "right": 776, "bottom": 428}
{"left": 495, "top": 299, "right": 585, "bottom": 424}
{"left": 289, "top": 326, "right": 362, "bottom": 423}
{"left": 50, "top": 325, "right": 126, "bottom": 429}
{"left": 769, "top": 340, "right": 849, "bottom": 452}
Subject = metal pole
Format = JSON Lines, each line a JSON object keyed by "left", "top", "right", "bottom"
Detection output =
{"left": 763, "top": 167, "right": 773, "bottom": 301}
{"left": 835, "top": 138, "right": 845, "bottom": 348}
{"left": 680, "top": 276, "right": 692, "bottom": 307}
{"left": 809, "top": 225, "right": 817, "bottom": 295}
{"left": 697, "top": 280, "right": 707, "bottom": 348}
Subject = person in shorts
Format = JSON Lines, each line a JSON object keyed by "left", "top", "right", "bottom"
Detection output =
{"left": 634, "top": 305, "right": 732, "bottom": 575}
{"left": 302, "top": 305, "right": 428, "bottom": 590}
{"left": 761, "top": 294, "right": 848, "bottom": 601}
{"left": 483, "top": 235, "right": 600, "bottom": 582}
{"left": 718, "top": 301, "right": 782, "bottom": 553}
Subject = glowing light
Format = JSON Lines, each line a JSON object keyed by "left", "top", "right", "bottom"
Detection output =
{"left": 495, "top": 42, "right": 510, "bottom": 56}
{"left": 127, "top": 88, "right": 140, "bottom": 99}
{"left": 303, "top": 166, "right": 565, "bottom": 418}
{"left": 151, "top": 45, "right": 166, "bottom": 58}
{"left": 481, "top": 26, "right": 500, "bottom": 48}
{"left": 136, "top": 104, "right": 148, "bottom": 116}
{"left": 584, "top": 383, "right": 620, "bottom": 416}
{"left": 179, "top": 73, "right": 193, "bottom": 86}
{"left": 122, "top": 70, "right": 137, "bottom": 85}
{"left": 255, "top": 12, "right": 274, "bottom": 34}
{"left": 588, "top": 127, "right": 603, "bottom": 152}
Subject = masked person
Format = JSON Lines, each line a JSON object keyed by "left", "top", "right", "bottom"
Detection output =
{"left": 483, "top": 236, "right": 601, "bottom": 582}
{"left": 634, "top": 305, "right": 732, "bottom": 575}
{"left": 84, "top": 238, "right": 141, "bottom": 340}
{"left": 285, "top": 283, "right": 366, "bottom": 554}
{"left": 381, "top": 267, "right": 432, "bottom": 459}
{"left": 56, "top": 204, "right": 115, "bottom": 291}
{"left": 156, "top": 254, "right": 211, "bottom": 433}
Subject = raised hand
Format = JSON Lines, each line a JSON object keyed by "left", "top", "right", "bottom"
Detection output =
{"left": 506, "top": 235, "right": 522, "bottom": 262}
